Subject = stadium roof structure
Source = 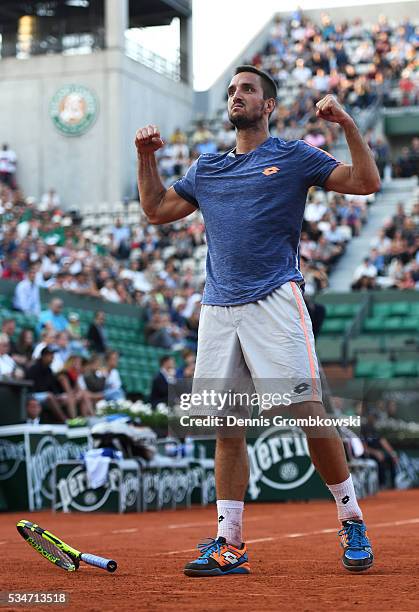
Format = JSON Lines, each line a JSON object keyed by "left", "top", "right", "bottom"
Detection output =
{"left": 0, "top": 0, "right": 191, "bottom": 29}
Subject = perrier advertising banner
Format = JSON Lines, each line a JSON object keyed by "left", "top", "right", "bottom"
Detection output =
{"left": 0, "top": 425, "right": 90, "bottom": 511}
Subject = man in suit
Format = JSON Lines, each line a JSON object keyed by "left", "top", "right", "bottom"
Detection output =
{"left": 150, "top": 355, "right": 176, "bottom": 409}
{"left": 87, "top": 311, "right": 107, "bottom": 354}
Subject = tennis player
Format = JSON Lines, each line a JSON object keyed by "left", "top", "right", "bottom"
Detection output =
{"left": 135, "top": 66, "right": 380, "bottom": 577}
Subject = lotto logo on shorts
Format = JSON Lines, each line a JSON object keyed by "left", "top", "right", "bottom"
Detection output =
{"left": 262, "top": 166, "right": 280, "bottom": 175}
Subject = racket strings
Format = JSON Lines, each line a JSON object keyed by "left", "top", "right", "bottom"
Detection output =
{"left": 25, "top": 529, "right": 75, "bottom": 569}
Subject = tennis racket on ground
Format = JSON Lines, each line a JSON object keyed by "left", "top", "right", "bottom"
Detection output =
{"left": 16, "top": 520, "right": 117, "bottom": 573}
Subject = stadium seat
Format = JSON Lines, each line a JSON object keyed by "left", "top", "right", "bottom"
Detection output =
{"left": 320, "top": 319, "right": 350, "bottom": 334}
{"left": 393, "top": 361, "right": 418, "bottom": 377}
{"left": 326, "top": 304, "right": 359, "bottom": 318}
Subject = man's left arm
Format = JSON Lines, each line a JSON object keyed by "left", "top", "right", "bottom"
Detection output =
{"left": 316, "top": 95, "right": 381, "bottom": 195}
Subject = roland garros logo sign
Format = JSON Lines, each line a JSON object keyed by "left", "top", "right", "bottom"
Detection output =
{"left": 50, "top": 84, "right": 98, "bottom": 136}
{"left": 247, "top": 427, "right": 315, "bottom": 500}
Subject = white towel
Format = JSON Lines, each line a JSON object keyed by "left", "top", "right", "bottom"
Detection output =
{"left": 84, "top": 449, "right": 122, "bottom": 489}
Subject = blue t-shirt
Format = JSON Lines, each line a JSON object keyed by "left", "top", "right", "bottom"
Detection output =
{"left": 173, "top": 136, "right": 340, "bottom": 306}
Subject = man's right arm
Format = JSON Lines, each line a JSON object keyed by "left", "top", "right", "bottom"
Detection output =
{"left": 135, "top": 125, "right": 197, "bottom": 224}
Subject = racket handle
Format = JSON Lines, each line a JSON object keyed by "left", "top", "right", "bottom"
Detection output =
{"left": 80, "top": 553, "right": 117, "bottom": 572}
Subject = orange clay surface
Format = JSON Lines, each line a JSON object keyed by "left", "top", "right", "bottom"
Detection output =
{"left": 1, "top": 489, "right": 418, "bottom": 612}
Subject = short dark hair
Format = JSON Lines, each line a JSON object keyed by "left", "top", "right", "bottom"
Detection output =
{"left": 234, "top": 65, "right": 277, "bottom": 101}
{"left": 160, "top": 355, "right": 172, "bottom": 367}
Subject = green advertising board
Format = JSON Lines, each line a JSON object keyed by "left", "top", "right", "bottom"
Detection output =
{"left": 0, "top": 425, "right": 90, "bottom": 511}
{"left": 54, "top": 460, "right": 140, "bottom": 513}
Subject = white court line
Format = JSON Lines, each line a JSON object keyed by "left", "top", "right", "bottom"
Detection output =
{"left": 247, "top": 537, "right": 275, "bottom": 544}
{"left": 159, "top": 517, "right": 419, "bottom": 555}
{"left": 111, "top": 528, "right": 138, "bottom": 534}
{"left": 168, "top": 515, "right": 272, "bottom": 529}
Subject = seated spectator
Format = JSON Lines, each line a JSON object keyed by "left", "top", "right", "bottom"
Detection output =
{"left": 57, "top": 355, "right": 95, "bottom": 417}
{"left": 52, "top": 331, "right": 71, "bottom": 373}
{"left": 87, "top": 310, "right": 107, "bottom": 354}
{"left": 353, "top": 257, "right": 377, "bottom": 284}
{"left": 12, "top": 264, "right": 41, "bottom": 315}
{"left": 1, "top": 259, "right": 24, "bottom": 281}
{"left": 26, "top": 346, "right": 69, "bottom": 423}
{"left": 14, "top": 328, "right": 34, "bottom": 368}
{"left": 26, "top": 396, "right": 42, "bottom": 425}
{"left": 100, "top": 278, "right": 120, "bottom": 302}
{"left": 1, "top": 318, "right": 18, "bottom": 356}
{"left": 111, "top": 218, "right": 131, "bottom": 260}
{"left": 369, "top": 247, "right": 385, "bottom": 275}
{"left": 361, "top": 411, "right": 398, "bottom": 488}
{"left": 82, "top": 354, "right": 106, "bottom": 402}
{"left": 146, "top": 313, "right": 184, "bottom": 350}
{"left": 68, "top": 312, "right": 82, "bottom": 340}
{"left": 150, "top": 356, "right": 176, "bottom": 409}
{"left": 37, "top": 298, "right": 70, "bottom": 335}
{"left": 104, "top": 350, "right": 125, "bottom": 401}
{"left": 0, "top": 333, "right": 23, "bottom": 378}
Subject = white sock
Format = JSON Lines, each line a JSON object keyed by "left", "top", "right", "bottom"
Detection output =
{"left": 216, "top": 500, "right": 244, "bottom": 547}
{"left": 327, "top": 475, "right": 363, "bottom": 522}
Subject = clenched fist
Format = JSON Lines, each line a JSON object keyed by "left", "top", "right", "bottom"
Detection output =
{"left": 135, "top": 124, "right": 164, "bottom": 155}
{"left": 315, "top": 95, "right": 352, "bottom": 125}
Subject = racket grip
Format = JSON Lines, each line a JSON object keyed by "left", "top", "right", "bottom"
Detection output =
{"left": 80, "top": 553, "right": 117, "bottom": 572}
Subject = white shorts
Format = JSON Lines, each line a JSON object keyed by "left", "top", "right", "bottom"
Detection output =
{"left": 191, "top": 281, "right": 322, "bottom": 417}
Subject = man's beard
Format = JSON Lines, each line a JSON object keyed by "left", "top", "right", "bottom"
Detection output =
{"left": 228, "top": 105, "right": 264, "bottom": 129}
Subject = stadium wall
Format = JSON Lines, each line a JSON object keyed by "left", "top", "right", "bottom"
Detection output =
{"left": 0, "top": 49, "right": 193, "bottom": 210}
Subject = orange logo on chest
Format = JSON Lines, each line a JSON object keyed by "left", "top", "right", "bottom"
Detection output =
{"left": 262, "top": 166, "right": 280, "bottom": 175}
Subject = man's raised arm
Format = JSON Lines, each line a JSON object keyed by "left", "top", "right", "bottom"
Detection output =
{"left": 314, "top": 95, "right": 381, "bottom": 196}
{"left": 135, "top": 124, "right": 198, "bottom": 224}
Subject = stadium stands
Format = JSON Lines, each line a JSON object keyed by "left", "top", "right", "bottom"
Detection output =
{"left": 1, "top": 10, "right": 417, "bottom": 423}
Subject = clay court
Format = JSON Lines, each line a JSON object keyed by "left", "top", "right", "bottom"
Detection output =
{"left": 1, "top": 488, "right": 418, "bottom": 612}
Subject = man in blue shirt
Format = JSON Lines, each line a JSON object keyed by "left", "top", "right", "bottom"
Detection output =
{"left": 135, "top": 65, "right": 380, "bottom": 577}
{"left": 13, "top": 265, "right": 41, "bottom": 315}
{"left": 37, "top": 298, "right": 70, "bottom": 335}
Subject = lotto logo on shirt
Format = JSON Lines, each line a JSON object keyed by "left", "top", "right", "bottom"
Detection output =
{"left": 262, "top": 166, "right": 280, "bottom": 176}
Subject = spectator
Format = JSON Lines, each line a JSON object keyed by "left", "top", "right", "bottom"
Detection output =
{"left": 2, "top": 259, "right": 24, "bottom": 281}
{"left": 100, "top": 278, "right": 120, "bottom": 302}
{"left": 26, "top": 346, "right": 69, "bottom": 423}
{"left": 104, "top": 350, "right": 125, "bottom": 401}
{"left": 68, "top": 312, "right": 82, "bottom": 340}
{"left": 52, "top": 331, "right": 71, "bottom": 373}
{"left": 82, "top": 354, "right": 106, "bottom": 402}
{"left": 26, "top": 396, "right": 42, "bottom": 425}
{"left": 111, "top": 218, "right": 131, "bottom": 260}
{"left": 40, "top": 188, "right": 60, "bottom": 211}
{"left": 14, "top": 328, "right": 35, "bottom": 367}
{"left": 37, "top": 298, "right": 70, "bottom": 334}
{"left": 87, "top": 311, "right": 107, "bottom": 354}
{"left": 150, "top": 356, "right": 176, "bottom": 409}
{"left": 352, "top": 257, "right": 378, "bottom": 284}
{"left": 12, "top": 265, "right": 41, "bottom": 315}
{"left": 1, "top": 319, "right": 19, "bottom": 356}
{"left": 57, "top": 355, "right": 95, "bottom": 417}
{"left": 0, "top": 333, "right": 21, "bottom": 378}
{"left": 361, "top": 411, "right": 398, "bottom": 488}
{"left": 0, "top": 144, "right": 17, "bottom": 188}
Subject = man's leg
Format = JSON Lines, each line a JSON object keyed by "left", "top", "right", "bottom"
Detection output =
{"left": 215, "top": 434, "right": 249, "bottom": 547}
{"left": 184, "top": 304, "right": 252, "bottom": 576}
{"left": 293, "top": 401, "right": 362, "bottom": 521}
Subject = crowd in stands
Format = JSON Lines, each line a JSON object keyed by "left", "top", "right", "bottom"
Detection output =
{"left": 1, "top": 12, "right": 418, "bottom": 421}
{"left": 352, "top": 199, "right": 419, "bottom": 290}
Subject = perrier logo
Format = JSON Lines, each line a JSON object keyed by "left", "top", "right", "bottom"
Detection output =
{"left": 247, "top": 426, "right": 315, "bottom": 500}
{"left": 50, "top": 84, "right": 98, "bottom": 136}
